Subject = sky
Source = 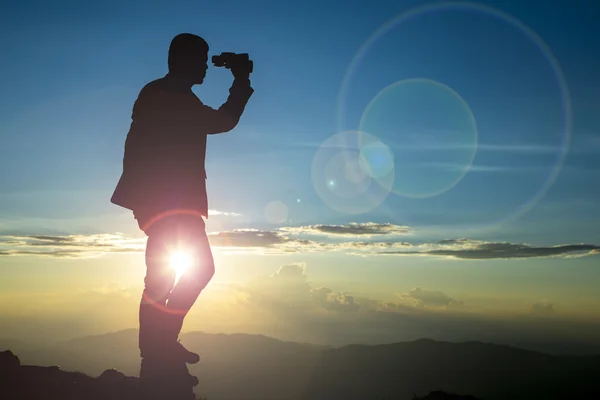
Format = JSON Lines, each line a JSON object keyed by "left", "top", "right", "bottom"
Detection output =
{"left": 1, "top": 0, "right": 600, "bottom": 350}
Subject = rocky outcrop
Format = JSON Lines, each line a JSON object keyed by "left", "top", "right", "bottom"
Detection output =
{"left": 0, "top": 350, "right": 198, "bottom": 400}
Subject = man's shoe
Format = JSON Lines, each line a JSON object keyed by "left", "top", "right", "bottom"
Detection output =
{"left": 171, "top": 340, "right": 200, "bottom": 364}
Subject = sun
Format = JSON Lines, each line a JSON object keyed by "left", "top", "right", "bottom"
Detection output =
{"left": 169, "top": 249, "right": 193, "bottom": 280}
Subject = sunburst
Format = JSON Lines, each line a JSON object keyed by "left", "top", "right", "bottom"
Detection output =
{"left": 169, "top": 249, "right": 193, "bottom": 280}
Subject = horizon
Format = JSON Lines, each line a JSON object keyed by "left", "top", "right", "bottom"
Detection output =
{"left": 7, "top": 326, "right": 600, "bottom": 357}
{"left": 2, "top": 0, "right": 600, "bottom": 357}
{"left": 6, "top": 328, "right": 599, "bottom": 400}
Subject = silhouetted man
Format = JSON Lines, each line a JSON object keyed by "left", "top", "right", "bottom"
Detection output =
{"left": 111, "top": 33, "right": 254, "bottom": 363}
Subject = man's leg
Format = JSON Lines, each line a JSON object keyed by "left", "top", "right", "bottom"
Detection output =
{"left": 163, "top": 216, "right": 215, "bottom": 355}
{"left": 139, "top": 229, "right": 177, "bottom": 359}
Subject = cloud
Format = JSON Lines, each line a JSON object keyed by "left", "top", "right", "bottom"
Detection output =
{"left": 381, "top": 241, "right": 600, "bottom": 260}
{"left": 242, "top": 263, "right": 315, "bottom": 312}
{"left": 239, "top": 263, "right": 363, "bottom": 316}
{"left": 530, "top": 300, "right": 555, "bottom": 315}
{"left": 401, "top": 288, "right": 462, "bottom": 308}
{"left": 208, "top": 209, "right": 241, "bottom": 217}
{"left": 1, "top": 228, "right": 599, "bottom": 261}
{"left": 207, "top": 229, "right": 412, "bottom": 255}
{"left": 0, "top": 249, "right": 88, "bottom": 258}
{"left": 280, "top": 223, "right": 411, "bottom": 237}
{"left": 437, "top": 238, "right": 470, "bottom": 244}
{"left": 208, "top": 230, "right": 292, "bottom": 247}
{"left": 236, "top": 265, "right": 459, "bottom": 322}
{"left": 0, "top": 233, "right": 144, "bottom": 258}
{"left": 195, "top": 265, "right": 600, "bottom": 349}
{"left": 26, "top": 235, "right": 76, "bottom": 243}
{"left": 207, "top": 230, "right": 323, "bottom": 255}
{"left": 312, "top": 287, "right": 361, "bottom": 313}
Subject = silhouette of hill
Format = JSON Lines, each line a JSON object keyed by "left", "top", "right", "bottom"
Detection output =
{"left": 2, "top": 331, "right": 600, "bottom": 399}
{"left": 1, "top": 349, "right": 198, "bottom": 400}
{"left": 305, "top": 338, "right": 600, "bottom": 400}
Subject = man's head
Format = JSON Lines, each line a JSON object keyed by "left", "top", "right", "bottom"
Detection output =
{"left": 168, "top": 33, "right": 209, "bottom": 85}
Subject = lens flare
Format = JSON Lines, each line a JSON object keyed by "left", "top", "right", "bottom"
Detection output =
{"left": 337, "top": 1, "right": 571, "bottom": 228}
{"left": 359, "top": 78, "right": 477, "bottom": 198}
{"left": 311, "top": 130, "right": 394, "bottom": 215}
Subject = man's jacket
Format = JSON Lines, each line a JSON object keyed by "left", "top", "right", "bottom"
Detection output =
{"left": 110, "top": 74, "right": 254, "bottom": 218}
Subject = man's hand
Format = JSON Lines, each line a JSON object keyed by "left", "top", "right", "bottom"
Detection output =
{"left": 231, "top": 59, "right": 253, "bottom": 81}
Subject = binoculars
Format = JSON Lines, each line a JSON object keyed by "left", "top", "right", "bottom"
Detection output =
{"left": 212, "top": 52, "right": 254, "bottom": 74}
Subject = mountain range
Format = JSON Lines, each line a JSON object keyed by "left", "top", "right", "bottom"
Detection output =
{"left": 2, "top": 330, "right": 599, "bottom": 399}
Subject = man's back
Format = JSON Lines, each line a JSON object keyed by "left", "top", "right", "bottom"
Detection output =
{"left": 111, "top": 73, "right": 253, "bottom": 217}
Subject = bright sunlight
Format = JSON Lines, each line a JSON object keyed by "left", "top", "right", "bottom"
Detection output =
{"left": 169, "top": 250, "right": 194, "bottom": 280}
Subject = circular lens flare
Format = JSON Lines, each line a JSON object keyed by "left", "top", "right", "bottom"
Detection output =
{"left": 359, "top": 141, "right": 395, "bottom": 179}
{"left": 337, "top": 1, "right": 571, "bottom": 228}
{"left": 359, "top": 78, "right": 478, "bottom": 198}
{"left": 312, "top": 130, "right": 394, "bottom": 215}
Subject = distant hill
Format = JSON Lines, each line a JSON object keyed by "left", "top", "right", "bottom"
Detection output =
{"left": 2, "top": 330, "right": 599, "bottom": 400}
{"left": 304, "top": 338, "right": 600, "bottom": 400}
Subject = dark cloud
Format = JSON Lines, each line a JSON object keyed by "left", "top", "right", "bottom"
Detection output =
{"left": 438, "top": 238, "right": 470, "bottom": 244}
{"left": 281, "top": 223, "right": 410, "bottom": 237}
{"left": 208, "top": 230, "right": 291, "bottom": 247}
{"left": 380, "top": 242, "right": 600, "bottom": 260}
{"left": 26, "top": 235, "right": 76, "bottom": 242}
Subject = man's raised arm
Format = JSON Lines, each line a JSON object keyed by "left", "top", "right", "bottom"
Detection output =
{"left": 199, "top": 76, "right": 254, "bottom": 134}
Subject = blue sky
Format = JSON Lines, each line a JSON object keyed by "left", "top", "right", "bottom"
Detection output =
{"left": 1, "top": 0, "right": 600, "bottom": 348}
{"left": 1, "top": 0, "right": 599, "bottom": 239}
